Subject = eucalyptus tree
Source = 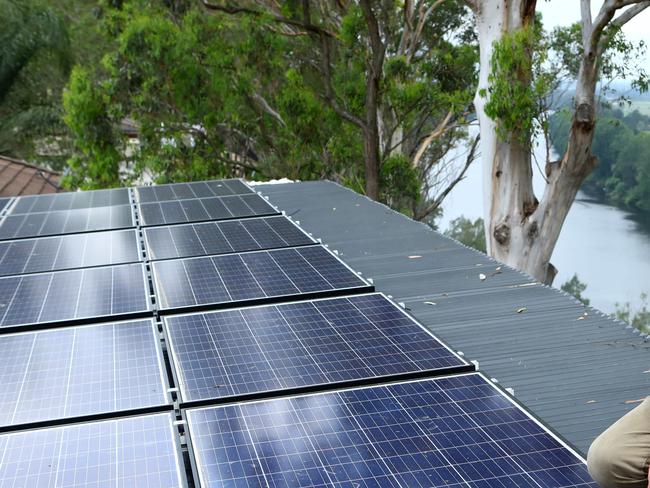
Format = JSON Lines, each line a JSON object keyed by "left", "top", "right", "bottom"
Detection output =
{"left": 65, "top": 0, "right": 478, "bottom": 221}
{"left": 465, "top": 0, "right": 649, "bottom": 284}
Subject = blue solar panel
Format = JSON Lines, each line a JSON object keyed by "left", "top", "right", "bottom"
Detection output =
{"left": 0, "top": 229, "right": 141, "bottom": 276}
{"left": 144, "top": 216, "right": 314, "bottom": 260}
{"left": 138, "top": 193, "right": 278, "bottom": 226}
{"left": 0, "top": 263, "right": 151, "bottom": 329}
{"left": 165, "top": 293, "right": 469, "bottom": 403}
{"left": 0, "top": 413, "right": 184, "bottom": 487}
{"left": 10, "top": 188, "right": 130, "bottom": 214}
{"left": 152, "top": 245, "right": 371, "bottom": 311}
{"left": 136, "top": 179, "right": 253, "bottom": 202}
{"left": 0, "top": 205, "right": 134, "bottom": 240}
{"left": 0, "top": 319, "right": 169, "bottom": 428}
{"left": 0, "top": 198, "right": 11, "bottom": 213}
{"left": 186, "top": 373, "right": 597, "bottom": 487}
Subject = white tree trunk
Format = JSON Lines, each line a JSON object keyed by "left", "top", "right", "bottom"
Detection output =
{"left": 473, "top": 0, "right": 542, "bottom": 276}
{"left": 469, "top": 0, "right": 649, "bottom": 284}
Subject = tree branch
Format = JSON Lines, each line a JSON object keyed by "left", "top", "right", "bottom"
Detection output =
{"left": 407, "top": 0, "right": 446, "bottom": 62}
{"left": 249, "top": 93, "right": 286, "bottom": 127}
{"left": 592, "top": 0, "right": 648, "bottom": 46}
{"left": 416, "top": 134, "right": 479, "bottom": 220}
{"left": 318, "top": 33, "right": 366, "bottom": 128}
{"left": 411, "top": 110, "right": 454, "bottom": 168}
{"left": 201, "top": 0, "right": 337, "bottom": 38}
{"left": 611, "top": 1, "right": 650, "bottom": 28}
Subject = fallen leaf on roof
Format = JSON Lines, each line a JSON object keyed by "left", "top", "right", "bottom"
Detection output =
{"left": 424, "top": 301, "right": 436, "bottom": 306}
{"left": 516, "top": 307, "right": 527, "bottom": 314}
{"left": 479, "top": 273, "right": 487, "bottom": 281}
{"left": 625, "top": 398, "right": 645, "bottom": 404}
{"left": 408, "top": 255, "right": 422, "bottom": 259}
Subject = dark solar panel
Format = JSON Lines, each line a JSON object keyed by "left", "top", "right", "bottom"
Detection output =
{"left": 165, "top": 293, "right": 469, "bottom": 404}
{"left": 136, "top": 178, "right": 253, "bottom": 203}
{"left": 138, "top": 193, "right": 278, "bottom": 226}
{"left": 0, "top": 263, "right": 150, "bottom": 330}
{"left": 186, "top": 373, "right": 597, "bottom": 488}
{"left": 0, "top": 413, "right": 184, "bottom": 487}
{"left": 0, "top": 198, "right": 11, "bottom": 213}
{"left": 0, "top": 319, "right": 168, "bottom": 428}
{"left": 0, "top": 205, "right": 134, "bottom": 240}
{"left": 144, "top": 216, "right": 314, "bottom": 260}
{"left": 152, "top": 245, "right": 371, "bottom": 312}
{"left": 10, "top": 188, "right": 130, "bottom": 214}
{"left": 0, "top": 229, "right": 141, "bottom": 276}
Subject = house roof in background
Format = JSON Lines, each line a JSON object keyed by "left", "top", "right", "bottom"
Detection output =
{"left": 257, "top": 180, "right": 650, "bottom": 455}
{"left": 0, "top": 155, "right": 61, "bottom": 197}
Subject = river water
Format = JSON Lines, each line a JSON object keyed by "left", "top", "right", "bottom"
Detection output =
{"left": 437, "top": 131, "right": 650, "bottom": 315}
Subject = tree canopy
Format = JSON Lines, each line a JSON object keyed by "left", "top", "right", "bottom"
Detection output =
{"left": 61, "top": 0, "right": 478, "bottom": 222}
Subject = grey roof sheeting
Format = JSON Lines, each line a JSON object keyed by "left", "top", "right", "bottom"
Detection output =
{"left": 257, "top": 180, "right": 650, "bottom": 455}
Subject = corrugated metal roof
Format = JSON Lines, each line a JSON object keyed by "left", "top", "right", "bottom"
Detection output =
{"left": 0, "top": 155, "right": 61, "bottom": 196}
{"left": 257, "top": 180, "right": 650, "bottom": 455}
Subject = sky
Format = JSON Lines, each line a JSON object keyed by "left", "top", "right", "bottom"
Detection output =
{"left": 537, "top": 1, "right": 650, "bottom": 70}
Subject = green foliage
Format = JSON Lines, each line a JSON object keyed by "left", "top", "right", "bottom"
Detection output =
{"left": 615, "top": 293, "right": 650, "bottom": 332}
{"left": 444, "top": 216, "right": 486, "bottom": 253}
{"left": 62, "top": 0, "right": 477, "bottom": 221}
{"left": 482, "top": 26, "right": 553, "bottom": 144}
{"left": 560, "top": 274, "right": 590, "bottom": 306}
{"left": 63, "top": 67, "right": 122, "bottom": 189}
{"left": 549, "top": 107, "right": 650, "bottom": 215}
{"left": 0, "top": 0, "right": 71, "bottom": 163}
{"left": 379, "top": 154, "right": 420, "bottom": 213}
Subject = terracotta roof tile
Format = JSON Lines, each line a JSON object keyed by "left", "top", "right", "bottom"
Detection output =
{"left": 0, "top": 155, "right": 62, "bottom": 197}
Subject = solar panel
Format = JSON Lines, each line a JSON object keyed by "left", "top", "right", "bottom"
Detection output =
{"left": 0, "top": 263, "right": 151, "bottom": 330}
{"left": 0, "top": 229, "right": 141, "bottom": 277}
{"left": 10, "top": 188, "right": 130, "bottom": 214}
{"left": 136, "top": 178, "right": 253, "bottom": 202}
{"left": 165, "top": 293, "right": 470, "bottom": 404}
{"left": 0, "top": 319, "right": 169, "bottom": 428}
{"left": 144, "top": 216, "right": 314, "bottom": 260}
{"left": 0, "top": 198, "right": 11, "bottom": 213}
{"left": 186, "top": 373, "right": 597, "bottom": 488}
{"left": 152, "top": 245, "right": 372, "bottom": 312}
{"left": 0, "top": 413, "right": 184, "bottom": 487}
{"left": 139, "top": 193, "right": 278, "bottom": 226}
{"left": 0, "top": 204, "right": 134, "bottom": 240}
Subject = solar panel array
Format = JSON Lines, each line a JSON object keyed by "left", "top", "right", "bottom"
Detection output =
{"left": 0, "top": 178, "right": 597, "bottom": 487}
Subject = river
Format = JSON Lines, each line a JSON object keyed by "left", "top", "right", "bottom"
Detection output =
{"left": 437, "top": 131, "right": 650, "bottom": 315}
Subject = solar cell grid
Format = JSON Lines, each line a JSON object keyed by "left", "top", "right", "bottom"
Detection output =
{"left": 0, "top": 263, "right": 150, "bottom": 330}
{"left": 0, "top": 320, "right": 168, "bottom": 428}
{"left": 136, "top": 179, "right": 253, "bottom": 203}
{"left": 138, "top": 193, "right": 278, "bottom": 226}
{"left": 0, "top": 197, "right": 11, "bottom": 213}
{"left": 0, "top": 413, "right": 184, "bottom": 487}
{"left": 186, "top": 373, "right": 597, "bottom": 488}
{"left": 152, "top": 245, "right": 371, "bottom": 311}
{"left": 0, "top": 229, "right": 140, "bottom": 276}
{"left": 0, "top": 204, "right": 134, "bottom": 240}
{"left": 165, "top": 293, "right": 469, "bottom": 404}
{"left": 10, "top": 188, "right": 130, "bottom": 214}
